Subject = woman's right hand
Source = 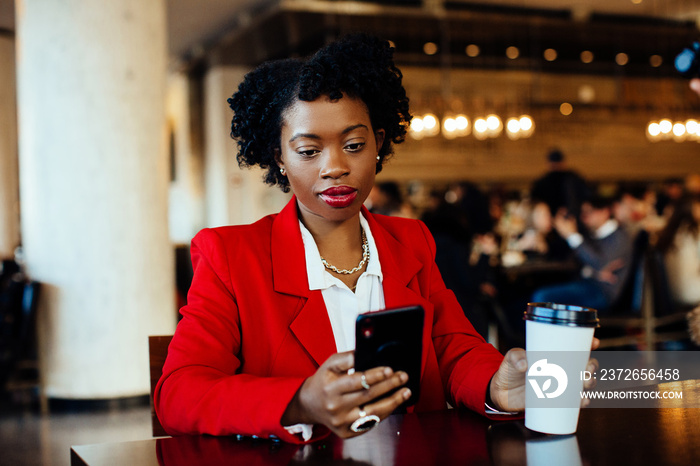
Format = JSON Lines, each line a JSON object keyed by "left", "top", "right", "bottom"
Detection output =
{"left": 281, "top": 351, "right": 411, "bottom": 438}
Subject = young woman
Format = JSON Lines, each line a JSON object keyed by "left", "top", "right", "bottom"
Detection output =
{"left": 155, "top": 34, "right": 595, "bottom": 444}
{"left": 656, "top": 194, "right": 700, "bottom": 307}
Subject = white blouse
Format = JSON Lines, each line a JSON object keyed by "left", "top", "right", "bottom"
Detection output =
{"left": 298, "top": 213, "right": 385, "bottom": 352}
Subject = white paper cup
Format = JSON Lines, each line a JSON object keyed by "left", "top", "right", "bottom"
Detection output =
{"left": 524, "top": 302, "right": 599, "bottom": 435}
{"left": 526, "top": 434, "right": 582, "bottom": 466}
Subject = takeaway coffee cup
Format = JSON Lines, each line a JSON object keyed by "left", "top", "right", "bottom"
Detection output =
{"left": 523, "top": 302, "right": 599, "bottom": 435}
{"left": 526, "top": 434, "right": 583, "bottom": 466}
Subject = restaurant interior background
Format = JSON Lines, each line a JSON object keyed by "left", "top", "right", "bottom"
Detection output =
{"left": 1, "top": 0, "right": 700, "bottom": 463}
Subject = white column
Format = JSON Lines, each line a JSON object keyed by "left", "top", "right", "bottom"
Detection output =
{"left": 204, "top": 66, "right": 290, "bottom": 228}
{"left": 15, "top": 0, "right": 176, "bottom": 399}
{"left": 0, "top": 35, "right": 20, "bottom": 258}
{"left": 167, "top": 72, "right": 205, "bottom": 244}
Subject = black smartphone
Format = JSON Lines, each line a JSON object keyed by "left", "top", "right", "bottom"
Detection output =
{"left": 354, "top": 305, "right": 424, "bottom": 406}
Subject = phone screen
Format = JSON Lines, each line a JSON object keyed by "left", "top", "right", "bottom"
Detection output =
{"left": 354, "top": 305, "right": 424, "bottom": 406}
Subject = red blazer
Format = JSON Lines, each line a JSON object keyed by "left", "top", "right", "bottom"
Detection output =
{"left": 155, "top": 197, "right": 504, "bottom": 443}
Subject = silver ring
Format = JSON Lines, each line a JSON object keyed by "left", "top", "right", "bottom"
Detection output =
{"left": 360, "top": 374, "right": 371, "bottom": 390}
{"left": 349, "top": 410, "right": 380, "bottom": 433}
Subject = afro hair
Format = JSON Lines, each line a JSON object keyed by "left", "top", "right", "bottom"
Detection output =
{"left": 227, "top": 33, "right": 412, "bottom": 192}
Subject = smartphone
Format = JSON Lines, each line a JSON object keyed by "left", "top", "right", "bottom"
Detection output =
{"left": 354, "top": 305, "right": 424, "bottom": 406}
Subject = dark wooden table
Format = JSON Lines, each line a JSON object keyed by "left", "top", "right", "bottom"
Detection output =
{"left": 71, "top": 380, "right": 700, "bottom": 466}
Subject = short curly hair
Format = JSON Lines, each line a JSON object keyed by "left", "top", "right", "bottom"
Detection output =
{"left": 227, "top": 34, "right": 412, "bottom": 192}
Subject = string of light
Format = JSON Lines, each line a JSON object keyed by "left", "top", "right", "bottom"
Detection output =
{"left": 646, "top": 118, "right": 700, "bottom": 143}
{"left": 409, "top": 113, "right": 535, "bottom": 140}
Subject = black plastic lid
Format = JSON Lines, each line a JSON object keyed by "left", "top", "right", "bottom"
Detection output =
{"left": 523, "top": 302, "right": 600, "bottom": 328}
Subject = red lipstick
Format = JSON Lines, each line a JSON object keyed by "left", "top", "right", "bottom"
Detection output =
{"left": 319, "top": 186, "right": 358, "bottom": 208}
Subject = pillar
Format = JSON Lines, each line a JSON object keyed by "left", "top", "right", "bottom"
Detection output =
{"left": 15, "top": 0, "right": 176, "bottom": 398}
{"left": 0, "top": 34, "right": 20, "bottom": 259}
{"left": 204, "top": 66, "right": 290, "bottom": 228}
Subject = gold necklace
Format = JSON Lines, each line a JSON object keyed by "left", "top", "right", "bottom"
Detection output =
{"left": 320, "top": 229, "right": 369, "bottom": 275}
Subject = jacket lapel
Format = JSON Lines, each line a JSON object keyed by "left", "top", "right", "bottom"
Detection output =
{"left": 363, "top": 206, "right": 424, "bottom": 307}
{"left": 271, "top": 197, "right": 337, "bottom": 367}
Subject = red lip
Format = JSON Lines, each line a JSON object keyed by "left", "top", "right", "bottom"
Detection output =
{"left": 319, "top": 186, "right": 358, "bottom": 208}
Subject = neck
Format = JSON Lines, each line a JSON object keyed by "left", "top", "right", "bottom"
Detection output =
{"left": 298, "top": 208, "right": 363, "bottom": 246}
{"left": 298, "top": 206, "right": 364, "bottom": 268}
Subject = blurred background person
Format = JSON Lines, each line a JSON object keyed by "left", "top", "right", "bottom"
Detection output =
{"left": 366, "top": 181, "right": 415, "bottom": 218}
{"left": 655, "top": 194, "right": 700, "bottom": 309}
{"left": 655, "top": 178, "right": 685, "bottom": 219}
{"left": 530, "top": 148, "right": 590, "bottom": 220}
{"left": 686, "top": 173, "right": 700, "bottom": 196}
{"left": 531, "top": 195, "right": 634, "bottom": 314}
{"left": 421, "top": 186, "right": 498, "bottom": 340}
{"left": 613, "top": 182, "right": 665, "bottom": 236}
{"left": 512, "top": 200, "right": 571, "bottom": 262}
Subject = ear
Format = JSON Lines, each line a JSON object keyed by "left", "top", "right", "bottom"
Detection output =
{"left": 374, "top": 129, "right": 386, "bottom": 153}
{"left": 274, "top": 148, "right": 284, "bottom": 171}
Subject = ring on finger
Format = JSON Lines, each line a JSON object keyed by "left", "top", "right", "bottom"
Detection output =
{"left": 349, "top": 408, "right": 380, "bottom": 433}
{"left": 360, "top": 373, "right": 371, "bottom": 390}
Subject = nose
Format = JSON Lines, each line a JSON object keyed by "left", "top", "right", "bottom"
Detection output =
{"left": 320, "top": 147, "right": 350, "bottom": 179}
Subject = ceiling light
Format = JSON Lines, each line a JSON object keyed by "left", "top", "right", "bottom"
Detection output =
{"left": 658, "top": 119, "right": 673, "bottom": 135}
{"left": 580, "top": 51, "right": 594, "bottom": 64}
{"left": 560, "top": 103, "right": 573, "bottom": 116}
{"left": 673, "top": 122, "right": 686, "bottom": 140}
{"left": 615, "top": 53, "right": 629, "bottom": 66}
{"left": 506, "top": 118, "right": 520, "bottom": 140}
{"left": 506, "top": 46, "right": 520, "bottom": 59}
{"left": 647, "top": 122, "right": 661, "bottom": 141}
{"left": 649, "top": 55, "right": 663, "bottom": 67}
{"left": 519, "top": 115, "right": 535, "bottom": 137}
{"left": 423, "top": 42, "right": 438, "bottom": 55}
{"left": 466, "top": 44, "right": 480, "bottom": 57}
{"left": 543, "top": 48, "right": 557, "bottom": 61}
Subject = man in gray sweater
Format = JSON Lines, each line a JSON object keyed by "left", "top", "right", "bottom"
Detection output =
{"left": 531, "top": 195, "right": 634, "bottom": 314}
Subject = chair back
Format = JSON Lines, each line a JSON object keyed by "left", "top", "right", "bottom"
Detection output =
{"left": 149, "top": 335, "right": 173, "bottom": 437}
{"left": 647, "top": 248, "right": 677, "bottom": 317}
{"left": 610, "top": 229, "right": 649, "bottom": 314}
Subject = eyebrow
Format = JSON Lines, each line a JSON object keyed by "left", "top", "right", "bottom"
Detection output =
{"left": 288, "top": 124, "right": 369, "bottom": 143}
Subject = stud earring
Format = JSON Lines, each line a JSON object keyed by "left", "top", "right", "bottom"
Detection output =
{"left": 376, "top": 156, "right": 380, "bottom": 161}
{"left": 280, "top": 167, "right": 286, "bottom": 176}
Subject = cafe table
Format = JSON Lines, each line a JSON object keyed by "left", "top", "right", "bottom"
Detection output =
{"left": 71, "top": 379, "right": 700, "bottom": 466}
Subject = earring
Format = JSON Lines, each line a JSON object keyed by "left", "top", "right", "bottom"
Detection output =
{"left": 376, "top": 156, "right": 380, "bottom": 161}
{"left": 280, "top": 167, "right": 286, "bottom": 176}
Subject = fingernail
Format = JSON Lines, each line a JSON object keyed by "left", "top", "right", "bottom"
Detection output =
{"left": 403, "top": 388, "right": 411, "bottom": 399}
{"left": 383, "top": 367, "right": 393, "bottom": 377}
{"left": 400, "top": 372, "right": 408, "bottom": 383}
{"left": 517, "top": 360, "right": 527, "bottom": 371}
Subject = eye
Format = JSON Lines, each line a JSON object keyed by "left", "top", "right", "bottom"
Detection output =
{"left": 345, "top": 142, "right": 365, "bottom": 153}
{"left": 297, "top": 148, "right": 320, "bottom": 158}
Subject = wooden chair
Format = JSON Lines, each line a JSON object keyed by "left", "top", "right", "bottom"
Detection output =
{"left": 149, "top": 335, "right": 173, "bottom": 437}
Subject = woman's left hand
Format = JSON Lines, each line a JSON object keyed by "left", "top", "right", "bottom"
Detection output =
{"left": 488, "top": 337, "right": 600, "bottom": 412}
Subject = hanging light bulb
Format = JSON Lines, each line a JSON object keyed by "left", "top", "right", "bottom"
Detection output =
{"left": 506, "top": 117, "right": 521, "bottom": 140}
{"left": 658, "top": 119, "right": 673, "bottom": 139}
{"left": 409, "top": 116, "right": 425, "bottom": 139}
{"left": 647, "top": 121, "right": 661, "bottom": 142}
{"left": 486, "top": 114, "right": 503, "bottom": 137}
{"left": 519, "top": 115, "right": 535, "bottom": 137}
{"left": 422, "top": 113, "right": 440, "bottom": 137}
{"left": 442, "top": 116, "right": 458, "bottom": 139}
{"left": 474, "top": 117, "right": 489, "bottom": 140}
{"left": 672, "top": 122, "right": 687, "bottom": 141}
{"left": 455, "top": 114, "right": 470, "bottom": 137}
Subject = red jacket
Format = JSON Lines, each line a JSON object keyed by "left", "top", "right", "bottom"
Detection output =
{"left": 155, "top": 197, "right": 504, "bottom": 443}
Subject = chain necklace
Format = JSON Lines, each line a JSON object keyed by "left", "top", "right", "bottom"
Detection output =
{"left": 320, "top": 229, "right": 369, "bottom": 275}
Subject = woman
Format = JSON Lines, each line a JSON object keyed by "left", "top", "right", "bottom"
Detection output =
{"left": 656, "top": 194, "right": 700, "bottom": 307}
{"left": 155, "top": 34, "right": 594, "bottom": 443}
